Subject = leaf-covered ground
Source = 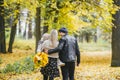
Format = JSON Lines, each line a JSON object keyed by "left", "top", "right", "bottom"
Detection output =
{"left": 1, "top": 50, "right": 120, "bottom": 80}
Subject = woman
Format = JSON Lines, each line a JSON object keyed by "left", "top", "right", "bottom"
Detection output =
{"left": 40, "top": 29, "right": 60, "bottom": 80}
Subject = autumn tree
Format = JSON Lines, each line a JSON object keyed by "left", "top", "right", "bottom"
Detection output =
{"left": 111, "top": 0, "right": 120, "bottom": 67}
{"left": 43, "top": 0, "right": 52, "bottom": 33}
{"left": 35, "top": 6, "right": 41, "bottom": 52}
{"left": 2, "top": 0, "right": 117, "bottom": 54}
{"left": 8, "top": 2, "right": 20, "bottom": 53}
{"left": 0, "top": 0, "right": 6, "bottom": 53}
{"left": 28, "top": 18, "right": 33, "bottom": 39}
{"left": 4, "top": 0, "right": 37, "bottom": 52}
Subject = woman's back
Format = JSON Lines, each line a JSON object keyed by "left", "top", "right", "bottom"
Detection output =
{"left": 42, "top": 29, "right": 59, "bottom": 58}
{"left": 42, "top": 40, "right": 59, "bottom": 58}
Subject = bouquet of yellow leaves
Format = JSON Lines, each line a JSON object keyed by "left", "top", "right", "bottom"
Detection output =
{"left": 33, "top": 52, "right": 48, "bottom": 68}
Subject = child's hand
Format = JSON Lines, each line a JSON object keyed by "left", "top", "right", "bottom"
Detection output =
{"left": 44, "top": 49, "right": 48, "bottom": 54}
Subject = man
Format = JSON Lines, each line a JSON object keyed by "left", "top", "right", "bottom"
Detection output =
{"left": 45, "top": 27, "right": 80, "bottom": 80}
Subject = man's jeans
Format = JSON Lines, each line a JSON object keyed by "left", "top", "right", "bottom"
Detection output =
{"left": 61, "top": 62, "right": 75, "bottom": 80}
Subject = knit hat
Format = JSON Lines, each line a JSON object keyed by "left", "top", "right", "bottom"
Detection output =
{"left": 59, "top": 27, "right": 68, "bottom": 33}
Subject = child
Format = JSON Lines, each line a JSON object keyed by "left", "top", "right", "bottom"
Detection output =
{"left": 37, "top": 33, "right": 50, "bottom": 52}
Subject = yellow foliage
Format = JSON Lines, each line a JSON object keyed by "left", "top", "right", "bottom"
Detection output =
{"left": 3, "top": 0, "right": 118, "bottom": 33}
{"left": 33, "top": 52, "right": 48, "bottom": 68}
{"left": 4, "top": 1, "right": 8, "bottom": 7}
{"left": 104, "top": 0, "right": 113, "bottom": 3}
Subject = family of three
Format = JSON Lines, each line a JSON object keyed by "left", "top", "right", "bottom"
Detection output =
{"left": 37, "top": 27, "right": 80, "bottom": 80}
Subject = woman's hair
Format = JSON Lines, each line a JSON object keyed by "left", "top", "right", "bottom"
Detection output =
{"left": 50, "top": 29, "right": 58, "bottom": 47}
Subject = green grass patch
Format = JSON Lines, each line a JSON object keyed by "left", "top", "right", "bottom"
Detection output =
{"left": 79, "top": 39, "right": 111, "bottom": 52}
{"left": 0, "top": 57, "right": 2, "bottom": 64}
{"left": 5, "top": 34, "right": 111, "bottom": 52}
{"left": 6, "top": 38, "right": 35, "bottom": 50}
{"left": 1, "top": 56, "right": 34, "bottom": 74}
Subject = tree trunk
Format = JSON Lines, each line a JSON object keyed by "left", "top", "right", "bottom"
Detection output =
{"left": 35, "top": 7, "right": 41, "bottom": 52}
{"left": 23, "top": 23, "right": 27, "bottom": 39}
{"left": 8, "top": 24, "right": 17, "bottom": 53}
{"left": 43, "top": 25, "right": 48, "bottom": 33}
{"left": 28, "top": 19, "right": 32, "bottom": 39}
{"left": 0, "top": 0, "right": 6, "bottom": 53}
{"left": 53, "top": 9, "right": 59, "bottom": 29}
{"left": 85, "top": 33, "right": 90, "bottom": 43}
{"left": 18, "top": 16, "right": 21, "bottom": 34}
{"left": 79, "top": 35, "right": 84, "bottom": 43}
{"left": 93, "top": 35, "right": 97, "bottom": 43}
{"left": 8, "top": 3, "right": 20, "bottom": 53}
{"left": 96, "top": 26, "right": 101, "bottom": 42}
{"left": 43, "top": 0, "right": 52, "bottom": 33}
{"left": 111, "top": 0, "right": 120, "bottom": 67}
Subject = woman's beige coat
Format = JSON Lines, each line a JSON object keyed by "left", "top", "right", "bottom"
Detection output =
{"left": 41, "top": 29, "right": 59, "bottom": 58}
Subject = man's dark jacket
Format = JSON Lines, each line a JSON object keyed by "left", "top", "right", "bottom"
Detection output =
{"left": 48, "top": 35, "right": 80, "bottom": 64}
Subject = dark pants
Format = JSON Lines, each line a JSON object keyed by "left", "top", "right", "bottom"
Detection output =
{"left": 61, "top": 62, "right": 75, "bottom": 80}
{"left": 43, "top": 75, "right": 54, "bottom": 80}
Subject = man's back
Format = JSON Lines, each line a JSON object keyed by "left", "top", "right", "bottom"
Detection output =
{"left": 59, "top": 35, "right": 78, "bottom": 62}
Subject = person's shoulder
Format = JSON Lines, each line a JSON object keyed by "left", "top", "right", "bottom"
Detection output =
{"left": 67, "top": 35, "right": 76, "bottom": 39}
{"left": 61, "top": 35, "right": 68, "bottom": 40}
{"left": 59, "top": 36, "right": 66, "bottom": 42}
{"left": 42, "top": 40, "right": 50, "bottom": 44}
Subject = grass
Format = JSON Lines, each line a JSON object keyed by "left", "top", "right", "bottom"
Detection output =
{"left": 6, "top": 37, "right": 35, "bottom": 51}
{"left": 79, "top": 39, "right": 111, "bottom": 52}
{"left": 1, "top": 56, "right": 34, "bottom": 74}
{"left": 1, "top": 38, "right": 118, "bottom": 80}
{"left": 0, "top": 57, "right": 2, "bottom": 64}
{"left": 6, "top": 37, "right": 111, "bottom": 52}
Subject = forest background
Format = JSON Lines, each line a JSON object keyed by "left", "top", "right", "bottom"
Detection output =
{"left": 0, "top": 0, "right": 120, "bottom": 80}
